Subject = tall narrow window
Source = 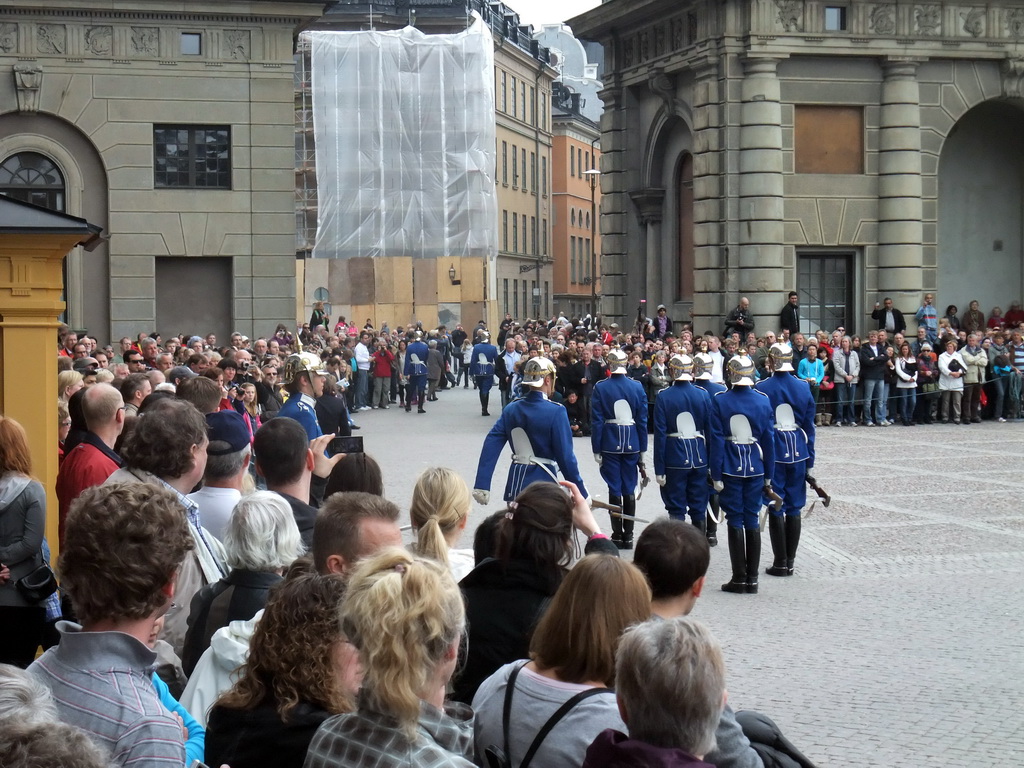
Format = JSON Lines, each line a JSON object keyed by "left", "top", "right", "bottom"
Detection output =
{"left": 502, "top": 141, "right": 508, "bottom": 184}
{"left": 501, "top": 71, "right": 507, "bottom": 111}
{"left": 503, "top": 278, "right": 509, "bottom": 316}
{"left": 541, "top": 156, "right": 548, "bottom": 195}
{"left": 503, "top": 210, "right": 508, "bottom": 251}
{"left": 531, "top": 216, "right": 537, "bottom": 254}
{"left": 511, "top": 76, "right": 517, "bottom": 118}
{"left": 512, "top": 213, "right": 518, "bottom": 252}
{"left": 531, "top": 152, "right": 537, "bottom": 193}
{"left": 676, "top": 153, "right": 695, "bottom": 302}
{"left": 512, "top": 146, "right": 518, "bottom": 187}
{"left": 522, "top": 214, "right": 528, "bottom": 253}
{"left": 570, "top": 146, "right": 575, "bottom": 177}
{"left": 521, "top": 154, "right": 527, "bottom": 192}
{"left": 542, "top": 218, "right": 547, "bottom": 255}
{"left": 571, "top": 236, "right": 577, "bottom": 283}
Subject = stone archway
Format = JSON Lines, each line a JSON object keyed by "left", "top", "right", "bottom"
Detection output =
{"left": 937, "top": 100, "right": 1024, "bottom": 316}
{"left": 639, "top": 114, "right": 694, "bottom": 312}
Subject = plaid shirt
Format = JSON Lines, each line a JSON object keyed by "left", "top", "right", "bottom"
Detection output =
{"left": 304, "top": 697, "right": 475, "bottom": 768}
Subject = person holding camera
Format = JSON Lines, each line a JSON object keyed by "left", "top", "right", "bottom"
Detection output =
{"left": 938, "top": 338, "right": 967, "bottom": 424}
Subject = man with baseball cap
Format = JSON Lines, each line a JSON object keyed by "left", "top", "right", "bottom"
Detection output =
{"left": 187, "top": 410, "right": 251, "bottom": 543}
{"left": 473, "top": 356, "right": 588, "bottom": 505}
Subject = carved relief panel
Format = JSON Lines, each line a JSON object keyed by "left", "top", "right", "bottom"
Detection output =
{"left": 0, "top": 23, "right": 17, "bottom": 54}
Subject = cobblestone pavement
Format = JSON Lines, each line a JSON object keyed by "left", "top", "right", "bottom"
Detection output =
{"left": 358, "top": 387, "right": 1024, "bottom": 767}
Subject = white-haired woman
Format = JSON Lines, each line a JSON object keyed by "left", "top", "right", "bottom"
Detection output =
{"left": 304, "top": 548, "right": 474, "bottom": 768}
{"left": 181, "top": 491, "right": 305, "bottom": 676}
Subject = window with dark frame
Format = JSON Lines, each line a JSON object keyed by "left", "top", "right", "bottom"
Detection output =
{"left": 797, "top": 253, "right": 854, "bottom": 334}
{"left": 154, "top": 125, "right": 231, "bottom": 189}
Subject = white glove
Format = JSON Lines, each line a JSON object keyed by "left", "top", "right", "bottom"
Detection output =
{"left": 472, "top": 489, "right": 490, "bottom": 505}
{"left": 656, "top": 475, "right": 667, "bottom": 486}
{"left": 713, "top": 480, "right": 724, "bottom": 493}
{"left": 594, "top": 453, "right": 603, "bottom": 466}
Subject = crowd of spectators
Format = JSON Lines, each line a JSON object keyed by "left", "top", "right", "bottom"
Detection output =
{"left": 1, "top": 291, "right": 1018, "bottom": 766}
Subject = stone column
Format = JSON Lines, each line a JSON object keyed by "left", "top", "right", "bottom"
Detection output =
{"left": 738, "top": 56, "right": 785, "bottom": 331}
{"left": 597, "top": 83, "right": 630, "bottom": 325}
{"left": 877, "top": 58, "right": 924, "bottom": 309}
{"left": 692, "top": 57, "right": 725, "bottom": 331}
{"left": 629, "top": 189, "right": 665, "bottom": 314}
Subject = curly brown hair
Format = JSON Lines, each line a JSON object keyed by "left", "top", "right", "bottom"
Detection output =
{"left": 61, "top": 483, "right": 194, "bottom": 625}
{"left": 121, "top": 397, "right": 206, "bottom": 479}
{"left": 216, "top": 572, "right": 352, "bottom": 721}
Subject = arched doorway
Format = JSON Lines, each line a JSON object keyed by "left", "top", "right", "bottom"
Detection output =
{"left": 938, "top": 101, "right": 1024, "bottom": 316}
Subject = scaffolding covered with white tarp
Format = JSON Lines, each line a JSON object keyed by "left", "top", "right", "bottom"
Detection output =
{"left": 308, "top": 15, "right": 497, "bottom": 261}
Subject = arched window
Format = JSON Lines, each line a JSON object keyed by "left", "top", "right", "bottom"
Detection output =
{"left": 571, "top": 208, "right": 576, "bottom": 226}
{"left": 0, "top": 152, "right": 66, "bottom": 212}
{"left": 676, "top": 153, "right": 694, "bottom": 302}
{"left": 585, "top": 211, "right": 590, "bottom": 229}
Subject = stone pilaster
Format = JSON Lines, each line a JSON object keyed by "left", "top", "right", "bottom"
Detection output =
{"left": 597, "top": 83, "right": 630, "bottom": 323}
{"left": 692, "top": 57, "right": 724, "bottom": 324}
{"left": 629, "top": 188, "right": 665, "bottom": 314}
{"left": 738, "top": 56, "right": 785, "bottom": 328}
{"left": 878, "top": 58, "right": 925, "bottom": 309}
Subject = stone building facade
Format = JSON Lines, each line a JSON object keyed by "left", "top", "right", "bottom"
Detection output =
{"left": 571, "top": 0, "right": 1024, "bottom": 335}
{"left": 0, "top": 1, "right": 327, "bottom": 344}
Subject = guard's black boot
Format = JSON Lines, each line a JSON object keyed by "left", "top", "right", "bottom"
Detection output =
{"left": 745, "top": 528, "right": 762, "bottom": 594}
{"left": 609, "top": 493, "right": 623, "bottom": 546}
{"left": 784, "top": 515, "right": 802, "bottom": 575}
{"left": 620, "top": 495, "right": 636, "bottom": 550}
{"left": 765, "top": 515, "right": 790, "bottom": 576}
{"left": 480, "top": 391, "right": 489, "bottom": 416}
{"left": 693, "top": 516, "right": 707, "bottom": 535}
{"left": 706, "top": 496, "right": 720, "bottom": 546}
{"left": 721, "top": 527, "right": 747, "bottom": 593}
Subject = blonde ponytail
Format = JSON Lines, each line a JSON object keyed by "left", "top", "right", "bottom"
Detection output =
{"left": 341, "top": 548, "right": 464, "bottom": 738}
{"left": 409, "top": 467, "right": 471, "bottom": 567}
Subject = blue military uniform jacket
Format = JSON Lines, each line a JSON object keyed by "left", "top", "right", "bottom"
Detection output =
{"left": 709, "top": 388, "right": 775, "bottom": 481}
{"left": 696, "top": 380, "right": 727, "bottom": 397}
{"left": 470, "top": 342, "right": 498, "bottom": 377}
{"left": 404, "top": 341, "right": 429, "bottom": 377}
{"left": 653, "top": 382, "right": 720, "bottom": 474}
{"left": 474, "top": 390, "right": 587, "bottom": 501}
{"left": 591, "top": 374, "right": 648, "bottom": 455}
{"left": 277, "top": 392, "right": 322, "bottom": 440}
{"left": 755, "top": 373, "right": 816, "bottom": 467}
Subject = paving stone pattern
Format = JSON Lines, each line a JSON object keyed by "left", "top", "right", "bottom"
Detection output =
{"left": 360, "top": 389, "right": 1024, "bottom": 767}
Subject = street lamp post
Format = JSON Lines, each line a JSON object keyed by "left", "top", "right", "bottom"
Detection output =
{"left": 583, "top": 168, "right": 600, "bottom": 320}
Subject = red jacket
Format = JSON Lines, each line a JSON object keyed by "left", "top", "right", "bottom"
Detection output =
{"left": 371, "top": 348, "right": 395, "bottom": 377}
{"left": 56, "top": 439, "right": 121, "bottom": 548}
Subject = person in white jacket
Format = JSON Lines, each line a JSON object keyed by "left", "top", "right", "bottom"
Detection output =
{"left": 894, "top": 341, "right": 918, "bottom": 426}
{"left": 179, "top": 611, "right": 260, "bottom": 728}
{"left": 937, "top": 339, "right": 967, "bottom": 424}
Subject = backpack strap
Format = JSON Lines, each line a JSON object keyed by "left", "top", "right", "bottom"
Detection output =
{"left": 501, "top": 661, "right": 529, "bottom": 763}
{"left": 518, "top": 684, "right": 614, "bottom": 768}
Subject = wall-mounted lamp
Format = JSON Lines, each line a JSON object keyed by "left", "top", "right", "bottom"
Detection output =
{"left": 449, "top": 263, "right": 461, "bottom": 285}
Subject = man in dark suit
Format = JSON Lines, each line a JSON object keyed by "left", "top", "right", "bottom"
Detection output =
{"left": 871, "top": 297, "right": 907, "bottom": 334}
{"left": 496, "top": 338, "right": 521, "bottom": 408}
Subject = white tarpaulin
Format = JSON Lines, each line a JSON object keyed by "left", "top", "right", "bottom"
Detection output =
{"left": 309, "top": 16, "right": 497, "bottom": 261}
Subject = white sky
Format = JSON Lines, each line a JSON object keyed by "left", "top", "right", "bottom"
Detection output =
{"left": 505, "top": 0, "right": 603, "bottom": 31}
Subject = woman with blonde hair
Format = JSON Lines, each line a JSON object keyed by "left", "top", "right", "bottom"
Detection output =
{"left": 0, "top": 417, "right": 48, "bottom": 667}
{"left": 472, "top": 554, "right": 652, "bottom": 767}
{"left": 409, "top": 467, "right": 474, "bottom": 581}
{"left": 57, "top": 369, "right": 84, "bottom": 402}
{"left": 305, "top": 548, "right": 474, "bottom": 767}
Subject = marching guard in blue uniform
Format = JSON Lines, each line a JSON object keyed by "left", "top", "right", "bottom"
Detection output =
{"left": 710, "top": 355, "right": 776, "bottom": 594}
{"left": 470, "top": 332, "right": 498, "bottom": 416}
{"left": 404, "top": 331, "right": 429, "bottom": 414}
{"left": 755, "top": 343, "right": 815, "bottom": 577}
{"left": 654, "top": 354, "right": 720, "bottom": 533}
{"left": 473, "top": 357, "right": 588, "bottom": 504}
{"left": 693, "top": 352, "right": 726, "bottom": 546}
{"left": 591, "top": 349, "right": 647, "bottom": 549}
{"left": 278, "top": 351, "right": 327, "bottom": 440}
